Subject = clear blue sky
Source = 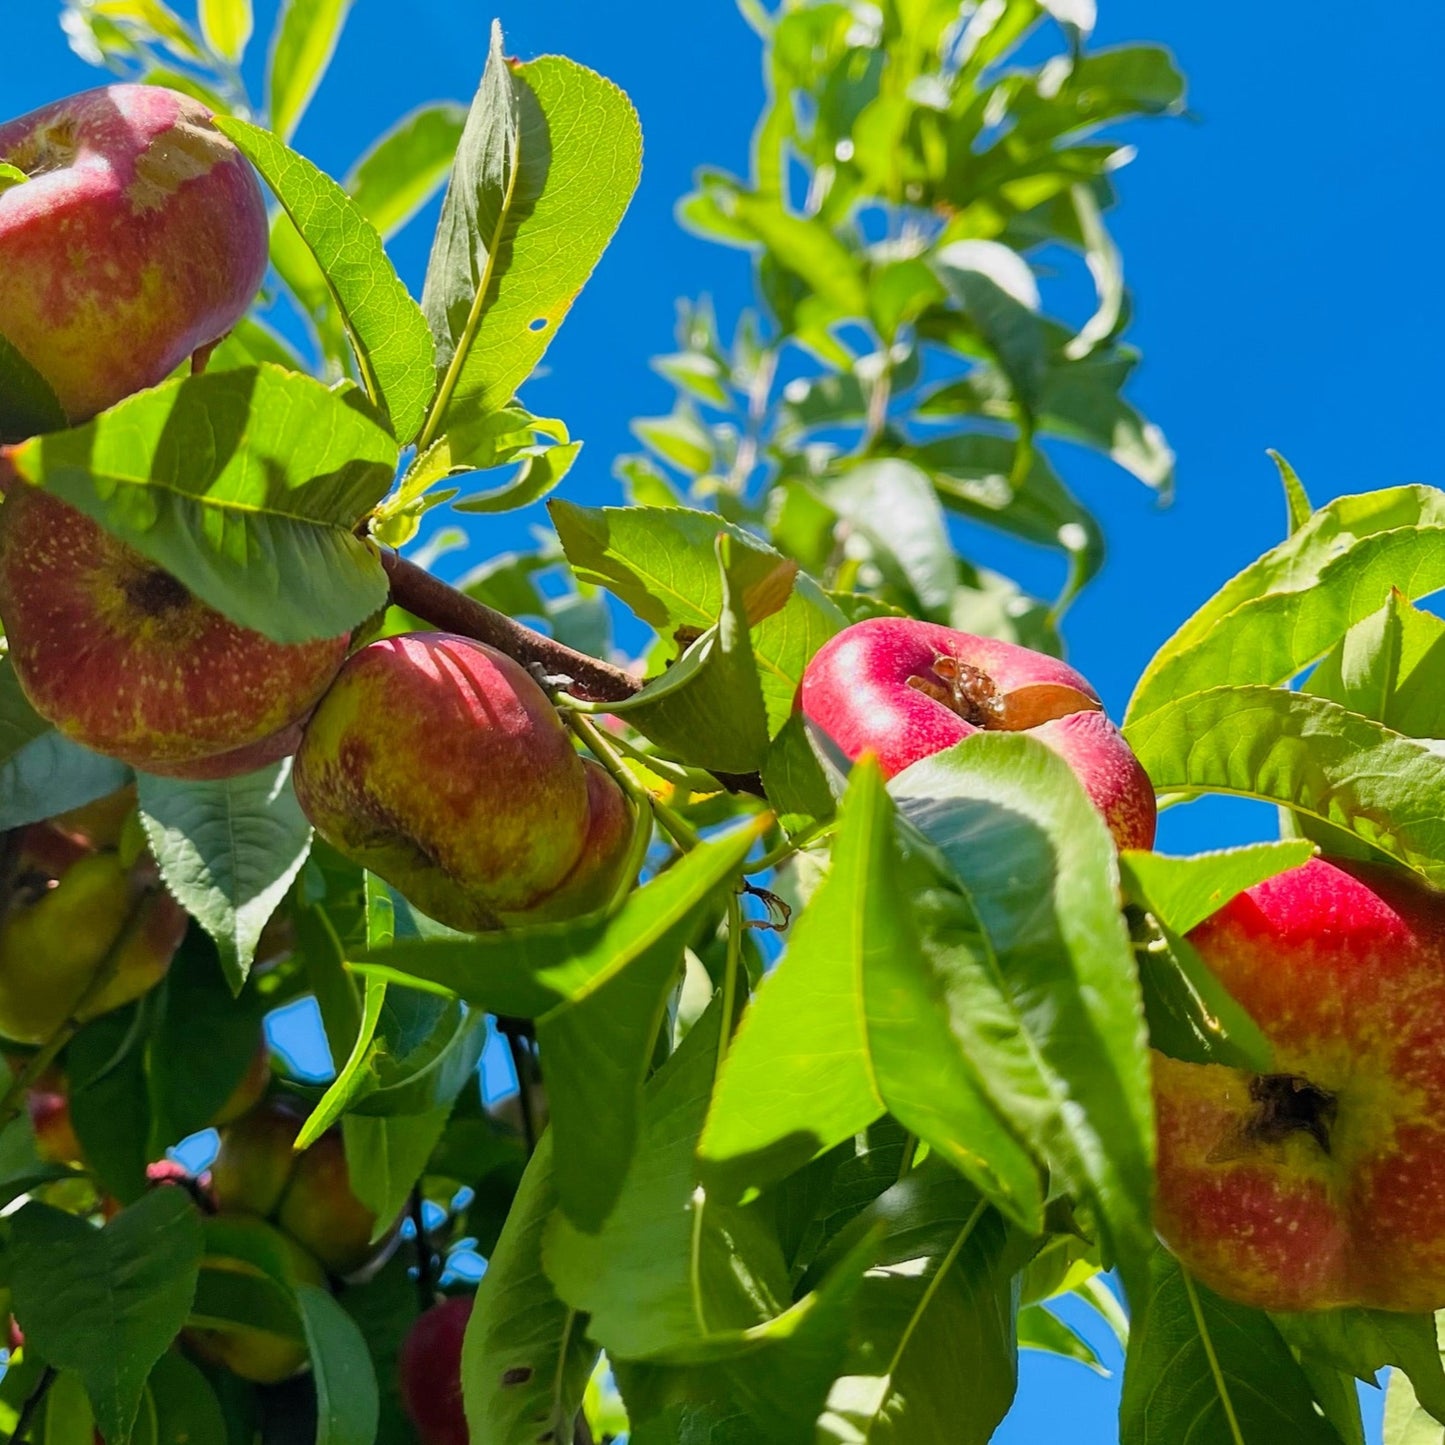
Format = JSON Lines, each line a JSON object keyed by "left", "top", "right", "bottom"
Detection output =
{"left": 7, "top": 2, "right": 1434, "bottom": 1438}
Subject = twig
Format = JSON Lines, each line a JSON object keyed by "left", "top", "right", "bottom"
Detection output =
{"left": 380, "top": 550, "right": 641, "bottom": 704}
{"left": 574, "top": 1412, "right": 596, "bottom": 1445}
{"left": 8, "top": 1365, "right": 57, "bottom": 1443}
{"left": 499, "top": 1022, "right": 538, "bottom": 1157}
{"left": 408, "top": 1188, "right": 433, "bottom": 1315}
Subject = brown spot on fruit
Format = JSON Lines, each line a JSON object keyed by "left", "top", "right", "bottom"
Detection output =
{"left": 123, "top": 565, "right": 191, "bottom": 618}
{"left": 127, "top": 118, "right": 226, "bottom": 214}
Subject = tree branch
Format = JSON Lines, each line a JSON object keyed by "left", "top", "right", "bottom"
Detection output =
{"left": 381, "top": 550, "right": 641, "bottom": 703}
{"left": 380, "top": 549, "right": 768, "bottom": 798}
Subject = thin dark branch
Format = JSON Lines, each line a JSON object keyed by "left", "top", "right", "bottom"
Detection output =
{"left": 500, "top": 1022, "right": 538, "bottom": 1157}
{"left": 408, "top": 1187, "right": 433, "bottom": 1315}
{"left": 381, "top": 550, "right": 640, "bottom": 703}
{"left": 379, "top": 550, "right": 767, "bottom": 799}
{"left": 574, "top": 1411, "right": 596, "bottom": 1445}
{"left": 9, "top": 1365, "right": 57, "bottom": 1443}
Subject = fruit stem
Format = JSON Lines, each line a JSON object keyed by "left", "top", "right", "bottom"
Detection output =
{"left": 407, "top": 1188, "right": 434, "bottom": 1314}
{"left": 0, "top": 887, "right": 155, "bottom": 1134}
{"left": 566, "top": 712, "right": 701, "bottom": 854}
{"left": 8, "top": 1364, "right": 57, "bottom": 1443}
{"left": 714, "top": 894, "right": 744, "bottom": 1085}
{"left": 499, "top": 1023, "right": 539, "bottom": 1157}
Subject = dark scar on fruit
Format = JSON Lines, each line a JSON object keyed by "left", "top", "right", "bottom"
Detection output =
{"left": 1207, "top": 1073, "right": 1339, "bottom": 1161}
{"left": 906, "top": 654, "right": 1005, "bottom": 728}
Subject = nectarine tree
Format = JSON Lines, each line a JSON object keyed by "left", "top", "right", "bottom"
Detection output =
{"left": 0, "top": 3, "right": 1441, "bottom": 1445}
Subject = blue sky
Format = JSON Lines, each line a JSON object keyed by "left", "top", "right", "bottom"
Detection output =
{"left": 5, "top": 1, "right": 1433, "bottom": 1438}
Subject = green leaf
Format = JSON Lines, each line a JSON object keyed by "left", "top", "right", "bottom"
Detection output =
{"left": 1018, "top": 1303, "right": 1110, "bottom": 1375}
{"left": 1126, "top": 686, "right": 1445, "bottom": 887}
{"left": 341, "top": 1105, "right": 452, "bottom": 1237}
{"left": 813, "top": 1156, "right": 1025, "bottom": 1443}
{"left": 0, "top": 660, "right": 51, "bottom": 765}
{"left": 1389, "top": 1356, "right": 1445, "bottom": 1445}
{"left": 451, "top": 438, "right": 581, "bottom": 514}
{"left": 604, "top": 533, "right": 774, "bottom": 773}
{"left": 551, "top": 501, "right": 845, "bottom": 733}
{"left": 461, "top": 1134, "right": 599, "bottom": 1445}
{"left": 933, "top": 241, "right": 1046, "bottom": 413}
{"left": 11, "top": 365, "right": 395, "bottom": 642}
{"left": 267, "top": 0, "right": 352, "bottom": 141}
{"left": 1128, "top": 485, "right": 1445, "bottom": 725}
{"left": 760, "top": 711, "right": 837, "bottom": 836}
{"left": 1120, "top": 1250, "right": 1342, "bottom": 1445}
{"left": 821, "top": 459, "right": 957, "bottom": 620}
{"left": 890, "top": 733, "right": 1154, "bottom": 1295}
{"left": 419, "top": 27, "right": 642, "bottom": 456}
{"left": 0, "top": 330, "right": 67, "bottom": 443}
{"left": 1274, "top": 450, "right": 1313, "bottom": 533}
{"left": 619, "top": 1233, "right": 872, "bottom": 1445}
{"left": 198, "top": 0, "right": 251, "bottom": 61}
{"left": 346, "top": 101, "right": 468, "bottom": 239}
{"left": 69, "top": 1011, "right": 152, "bottom": 1204}
{"left": 296, "top": 1284, "right": 380, "bottom": 1445}
{"left": 701, "top": 761, "right": 1044, "bottom": 1230}
{"left": 0, "top": 730, "right": 131, "bottom": 832}
{"left": 146, "top": 934, "right": 268, "bottom": 1147}
{"left": 146, "top": 1352, "right": 230, "bottom": 1445}
{"left": 11, "top": 1190, "right": 204, "bottom": 1443}
{"left": 1272, "top": 1309, "right": 1445, "bottom": 1426}
{"left": 907, "top": 431, "right": 1104, "bottom": 601}
{"left": 1120, "top": 841, "right": 1316, "bottom": 937}
{"left": 137, "top": 760, "right": 314, "bottom": 992}
{"left": 0, "top": 161, "right": 28, "bottom": 192}
{"left": 544, "top": 999, "right": 792, "bottom": 1361}
{"left": 357, "top": 820, "right": 763, "bottom": 1230}
{"left": 215, "top": 117, "right": 436, "bottom": 444}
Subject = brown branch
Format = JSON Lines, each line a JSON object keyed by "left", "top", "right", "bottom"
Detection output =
{"left": 380, "top": 549, "right": 767, "bottom": 799}
{"left": 381, "top": 550, "right": 641, "bottom": 703}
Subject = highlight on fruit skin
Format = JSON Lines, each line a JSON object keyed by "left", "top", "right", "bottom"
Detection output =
{"left": 1154, "top": 855, "right": 1445, "bottom": 1313}
{"left": 0, "top": 487, "right": 350, "bottom": 778}
{"left": 0, "top": 82, "right": 268, "bottom": 427}
{"left": 293, "top": 631, "right": 637, "bottom": 933}
{"left": 799, "top": 615, "right": 1157, "bottom": 850}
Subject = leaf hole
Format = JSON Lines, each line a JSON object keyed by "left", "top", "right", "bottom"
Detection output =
{"left": 528, "top": 318, "right": 548, "bottom": 332}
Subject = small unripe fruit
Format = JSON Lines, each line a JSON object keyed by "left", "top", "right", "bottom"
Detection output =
{"left": 210, "top": 1095, "right": 385, "bottom": 1277}
{"left": 186, "top": 1219, "right": 325, "bottom": 1384}
{"left": 0, "top": 850, "right": 185, "bottom": 1045}
{"left": 399, "top": 1296, "right": 472, "bottom": 1445}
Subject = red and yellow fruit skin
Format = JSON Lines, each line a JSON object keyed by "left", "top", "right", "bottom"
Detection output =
{"left": 0, "top": 851, "right": 186, "bottom": 1045}
{"left": 1154, "top": 856, "right": 1445, "bottom": 1312}
{"left": 508, "top": 759, "right": 637, "bottom": 923}
{"left": 398, "top": 1296, "right": 473, "bottom": 1445}
{"left": 0, "top": 488, "right": 349, "bottom": 775}
{"left": 0, "top": 84, "right": 267, "bottom": 425}
{"left": 210, "top": 1096, "right": 384, "bottom": 1278}
{"left": 799, "top": 616, "right": 1156, "bottom": 850}
{"left": 293, "top": 633, "right": 596, "bottom": 932}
